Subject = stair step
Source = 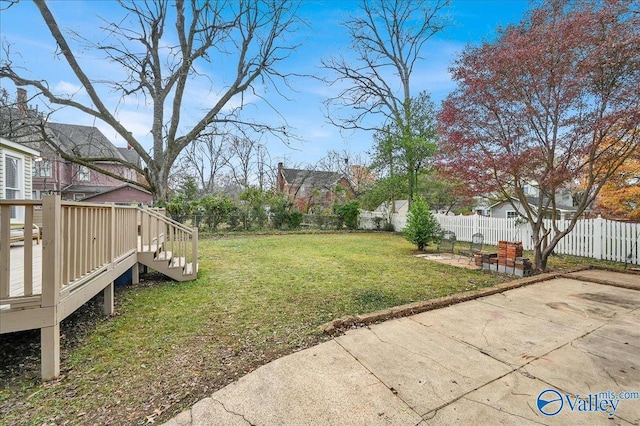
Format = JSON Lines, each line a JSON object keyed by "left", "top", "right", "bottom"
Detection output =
{"left": 184, "top": 263, "right": 193, "bottom": 275}
{"left": 155, "top": 251, "right": 172, "bottom": 261}
{"left": 170, "top": 257, "right": 185, "bottom": 268}
{"left": 140, "top": 243, "right": 160, "bottom": 253}
{"left": 183, "top": 262, "right": 199, "bottom": 276}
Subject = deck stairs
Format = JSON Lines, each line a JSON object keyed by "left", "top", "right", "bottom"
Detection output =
{"left": 136, "top": 207, "right": 198, "bottom": 282}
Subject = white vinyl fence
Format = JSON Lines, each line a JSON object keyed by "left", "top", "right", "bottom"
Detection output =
{"left": 359, "top": 210, "right": 640, "bottom": 265}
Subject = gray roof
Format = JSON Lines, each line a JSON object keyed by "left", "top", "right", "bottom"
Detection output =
{"left": 524, "top": 196, "right": 576, "bottom": 212}
{"left": 490, "top": 196, "right": 576, "bottom": 212}
{"left": 0, "top": 106, "right": 46, "bottom": 147}
{"left": 81, "top": 183, "right": 151, "bottom": 199}
{"left": 47, "top": 123, "right": 126, "bottom": 161}
{"left": 118, "top": 147, "right": 142, "bottom": 167}
{"left": 281, "top": 168, "right": 344, "bottom": 189}
{"left": 0, "top": 104, "right": 142, "bottom": 168}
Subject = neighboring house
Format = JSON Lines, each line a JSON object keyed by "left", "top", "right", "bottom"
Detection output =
{"left": 0, "top": 137, "right": 39, "bottom": 222}
{"left": 277, "top": 163, "right": 354, "bottom": 213}
{"left": 472, "top": 197, "right": 491, "bottom": 216}
{"left": 1, "top": 89, "right": 150, "bottom": 203}
{"left": 490, "top": 196, "right": 578, "bottom": 220}
{"left": 118, "top": 145, "right": 149, "bottom": 187}
{"left": 44, "top": 122, "right": 147, "bottom": 202}
{"left": 482, "top": 182, "right": 578, "bottom": 220}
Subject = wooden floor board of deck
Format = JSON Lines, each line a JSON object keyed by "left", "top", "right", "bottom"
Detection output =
{"left": 8, "top": 241, "right": 43, "bottom": 297}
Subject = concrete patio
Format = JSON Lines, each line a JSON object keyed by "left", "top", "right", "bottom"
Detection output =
{"left": 164, "top": 270, "right": 640, "bottom": 425}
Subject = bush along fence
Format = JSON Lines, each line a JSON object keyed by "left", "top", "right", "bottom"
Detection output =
{"left": 359, "top": 210, "right": 639, "bottom": 266}
{"left": 169, "top": 210, "right": 358, "bottom": 232}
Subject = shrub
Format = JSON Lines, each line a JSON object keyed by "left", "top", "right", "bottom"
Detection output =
{"left": 334, "top": 200, "right": 360, "bottom": 230}
{"left": 269, "top": 195, "right": 304, "bottom": 229}
{"left": 199, "top": 195, "right": 235, "bottom": 230}
{"left": 373, "top": 216, "right": 385, "bottom": 230}
{"left": 287, "top": 211, "right": 303, "bottom": 229}
{"left": 239, "top": 187, "right": 268, "bottom": 230}
{"left": 403, "top": 196, "right": 441, "bottom": 250}
{"left": 269, "top": 195, "right": 293, "bottom": 229}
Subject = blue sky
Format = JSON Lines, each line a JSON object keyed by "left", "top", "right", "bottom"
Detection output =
{"left": 0, "top": 0, "right": 531, "bottom": 168}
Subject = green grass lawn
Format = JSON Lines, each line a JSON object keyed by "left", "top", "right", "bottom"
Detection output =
{"left": 0, "top": 232, "right": 601, "bottom": 425}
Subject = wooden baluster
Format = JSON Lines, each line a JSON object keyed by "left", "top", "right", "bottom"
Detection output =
{"left": 24, "top": 205, "right": 33, "bottom": 296}
{"left": 0, "top": 205, "right": 11, "bottom": 299}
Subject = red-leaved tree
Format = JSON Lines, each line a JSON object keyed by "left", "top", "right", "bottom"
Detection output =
{"left": 438, "top": 0, "right": 640, "bottom": 270}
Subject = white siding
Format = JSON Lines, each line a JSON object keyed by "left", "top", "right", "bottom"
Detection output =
{"left": 0, "top": 147, "right": 3, "bottom": 199}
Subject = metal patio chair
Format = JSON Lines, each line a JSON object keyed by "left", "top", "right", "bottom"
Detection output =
{"left": 437, "top": 230, "right": 456, "bottom": 258}
{"left": 458, "top": 232, "right": 484, "bottom": 263}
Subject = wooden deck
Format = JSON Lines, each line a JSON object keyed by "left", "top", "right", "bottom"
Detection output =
{"left": 1, "top": 196, "right": 198, "bottom": 380}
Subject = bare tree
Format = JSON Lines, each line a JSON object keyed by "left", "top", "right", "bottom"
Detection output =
{"left": 0, "top": 0, "right": 302, "bottom": 201}
{"left": 0, "top": 0, "right": 18, "bottom": 11}
{"left": 178, "top": 133, "right": 229, "bottom": 194}
{"left": 225, "top": 135, "right": 260, "bottom": 190}
{"left": 317, "top": 148, "right": 373, "bottom": 196}
{"left": 254, "top": 143, "right": 274, "bottom": 191}
{"left": 322, "top": 0, "right": 449, "bottom": 207}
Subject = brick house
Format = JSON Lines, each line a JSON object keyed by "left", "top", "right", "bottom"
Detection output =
{"left": 276, "top": 162, "right": 354, "bottom": 213}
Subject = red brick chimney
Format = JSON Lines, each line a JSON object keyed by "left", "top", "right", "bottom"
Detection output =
{"left": 17, "top": 88, "right": 27, "bottom": 116}
{"left": 277, "top": 162, "right": 284, "bottom": 191}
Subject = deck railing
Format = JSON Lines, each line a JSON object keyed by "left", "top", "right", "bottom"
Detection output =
{"left": 0, "top": 198, "right": 141, "bottom": 310}
{"left": 59, "top": 201, "right": 139, "bottom": 294}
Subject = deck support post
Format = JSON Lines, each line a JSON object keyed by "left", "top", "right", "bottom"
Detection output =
{"left": 41, "top": 323, "right": 60, "bottom": 380}
{"left": 103, "top": 281, "right": 114, "bottom": 315}
{"left": 132, "top": 263, "right": 139, "bottom": 285}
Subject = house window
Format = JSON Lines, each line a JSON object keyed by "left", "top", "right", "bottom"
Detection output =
{"left": 4, "top": 154, "right": 23, "bottom": 220}
{"left": 33, "top": 159, "right": 53, "bottom": 178}
{"left": 506, "top": 210, "right": 518, "bottom": 219}
{"left": 77, "top": 165, "right": 90, "bottom": 182}
{"left": 73, "top": 193, "right": 86, "bottom": 201}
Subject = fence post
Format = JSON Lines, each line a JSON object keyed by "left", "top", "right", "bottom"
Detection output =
{"left": 593, "top": 215, "right": 603, "bottom": 260}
